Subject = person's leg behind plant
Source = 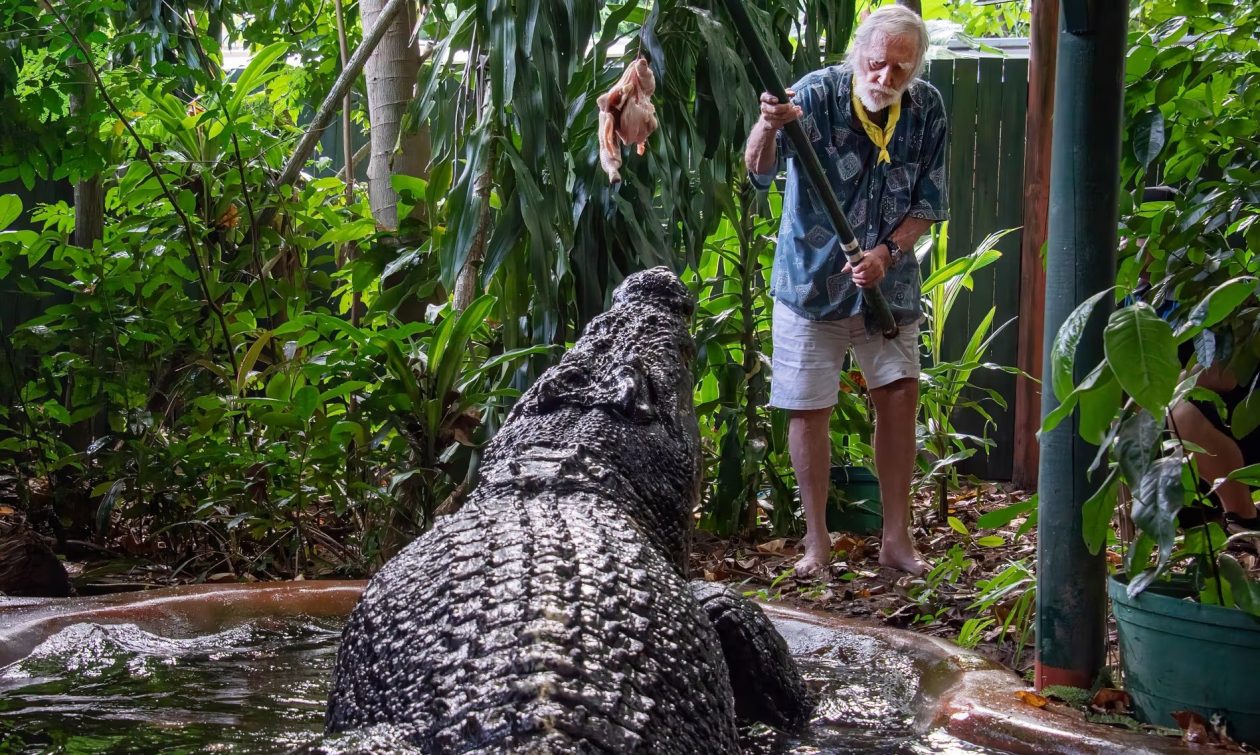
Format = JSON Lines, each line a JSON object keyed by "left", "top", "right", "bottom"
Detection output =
{"left": 1170, "top": 398, "right": 1260, "bottom": 533}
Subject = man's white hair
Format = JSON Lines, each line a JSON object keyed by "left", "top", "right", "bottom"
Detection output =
{"left": 846, "top": 5, "right": 930, "bottom": 80}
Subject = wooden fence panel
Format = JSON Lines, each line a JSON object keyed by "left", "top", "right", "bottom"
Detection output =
{"left": 924, "top": 54, "right": 1029, "bottom": 481}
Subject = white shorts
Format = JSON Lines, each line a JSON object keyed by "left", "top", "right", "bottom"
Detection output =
{"left": 769, "top": 300, "right": 921, "bottom": 410}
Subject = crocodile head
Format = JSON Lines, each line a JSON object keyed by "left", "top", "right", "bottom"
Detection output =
{"left": 481, "top": 266, "right": 699, "bottom": 567}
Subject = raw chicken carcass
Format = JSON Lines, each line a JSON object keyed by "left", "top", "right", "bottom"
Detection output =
{"left": 597, "top": 57, "right": 659, "bottom": 183}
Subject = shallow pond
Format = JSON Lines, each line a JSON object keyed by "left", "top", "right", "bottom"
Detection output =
{"left": 0, "top": 615, "right": 995, "bottom": 753}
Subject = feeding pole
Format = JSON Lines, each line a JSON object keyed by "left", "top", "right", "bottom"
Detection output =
{"left": 1036, "top": 0, "right": 1129, "bottom": 690}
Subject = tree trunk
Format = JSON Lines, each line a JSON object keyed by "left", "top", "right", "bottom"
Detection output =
{"left": 362, "top": 0, "right": 429, "bottom": 230}
{"left": 69, "top": 48, "right": 103, "bottom": 249}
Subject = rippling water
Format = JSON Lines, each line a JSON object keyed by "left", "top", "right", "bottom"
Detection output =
{"left": 0, "top": 618, "right": 993, "bottom": 754}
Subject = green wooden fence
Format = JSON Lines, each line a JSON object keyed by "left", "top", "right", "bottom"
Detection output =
{"left": 926, "top": 53, "right": 1029, "bottom": 481}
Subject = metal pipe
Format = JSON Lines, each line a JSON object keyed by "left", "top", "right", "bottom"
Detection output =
{"left": 1035, "top": 0, "right": 1129, "bottom": 691}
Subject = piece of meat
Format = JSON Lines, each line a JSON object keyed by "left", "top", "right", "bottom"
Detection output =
{"left": 597, "top": 57, "right": 659, "bottom": 183}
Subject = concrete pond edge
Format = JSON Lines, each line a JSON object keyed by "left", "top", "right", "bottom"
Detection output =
{"left": 1, "top": 581, "right": 1193, "bottom": 754}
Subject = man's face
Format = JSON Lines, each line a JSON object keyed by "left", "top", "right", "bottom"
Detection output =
{"left": 854, "top": 33, "right": 920, "bottom": 112}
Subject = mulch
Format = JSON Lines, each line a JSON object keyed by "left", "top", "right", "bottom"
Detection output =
{"left": 691, "top": 480, "right": 1260, "bottom": 681}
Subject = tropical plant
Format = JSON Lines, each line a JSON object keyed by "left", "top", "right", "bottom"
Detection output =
{"left": 917, "top": 222, "right": 1020, "bottom": 522}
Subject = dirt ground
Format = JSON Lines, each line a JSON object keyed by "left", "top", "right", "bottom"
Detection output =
{"left": 691, "top": 479, "right": 1260, "bottom": 688}
{"left": 691, "top": 482, "right": 1049, "bottom": 678}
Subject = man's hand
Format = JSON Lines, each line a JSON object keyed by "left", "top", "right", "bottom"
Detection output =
{"left": 758, "top": 90, "right": 803, "bottom": 130}
{"left": 843, "top": 245, "right": 891, "bottom": 289}
{"left": 746, "top": 90, "right": 802, "bottom": 176}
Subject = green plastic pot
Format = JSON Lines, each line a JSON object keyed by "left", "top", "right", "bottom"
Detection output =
{"left": 1109, "top": 574, "right": 1260, "bottom": 745}
{"left": 827, "top": 465, "right": 882, "bottom": 535}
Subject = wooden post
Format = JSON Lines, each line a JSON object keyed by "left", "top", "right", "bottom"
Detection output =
{"left": 1011, "top": 0, "right": 1058, "bottom": 489}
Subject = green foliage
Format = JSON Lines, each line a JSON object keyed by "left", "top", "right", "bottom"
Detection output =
{"left": 0, "top": 32, "right": 541, "bottom": 576}
{"left": 921, "top": 0, "right": 1030, "bottom": 38}
{"left": 917, "top": 222, "right": 1020, "bottom": 517}
{"left": 1, "top": 0, "right": 1023, "bottom": 579}
{"left": 906, "top": 543, "right": 972, "bottom": 625}
{"left": 967, "top": 559, "right": 1035, "bottom": 668}
{"left": 1043, "top": 2, "right": 1260, "bottom": 609}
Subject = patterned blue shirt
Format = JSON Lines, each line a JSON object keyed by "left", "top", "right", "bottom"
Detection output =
{"left": 751, "top": 64, "right": 949, "bottom": 325}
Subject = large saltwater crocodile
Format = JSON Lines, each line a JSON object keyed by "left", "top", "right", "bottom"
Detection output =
{"left": 326, "top": 267, "right": 812, "bottom": 752}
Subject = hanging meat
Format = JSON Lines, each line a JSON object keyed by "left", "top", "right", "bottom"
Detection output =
{"left": 597, "top": 57, "right": 659, "bottom": 184}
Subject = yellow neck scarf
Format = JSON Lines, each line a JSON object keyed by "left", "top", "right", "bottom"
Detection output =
{"left": 851, "top": 84, "right": 900, "bottom": 165}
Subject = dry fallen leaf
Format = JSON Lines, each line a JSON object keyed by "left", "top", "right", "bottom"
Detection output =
{"left": 756, "top": 538, "right": 788, "bottom": 554}
{"left": 1171, "top": 710, "right": 1211, "bottom": 744}
{"left": 1015, "top": 690, "right": 1049, "bottom": 709}
{"left": 1089, "top": 688, "right": 1131, "bottom": 714}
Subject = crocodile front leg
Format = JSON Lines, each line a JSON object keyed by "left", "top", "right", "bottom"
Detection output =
{"left": 691, "top": 581, "right": 815, "bottom": 731}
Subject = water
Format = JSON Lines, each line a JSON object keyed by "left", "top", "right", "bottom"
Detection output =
{"left": 0, "top": 617, "right": 994, "bottom": 754}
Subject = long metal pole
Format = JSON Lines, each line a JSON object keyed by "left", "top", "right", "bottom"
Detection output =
{"left": 1035, "top": 0, "right": 1129, "bottom": 691}
{"left": 719, "top": 0, "right": 898, "bottom": 339}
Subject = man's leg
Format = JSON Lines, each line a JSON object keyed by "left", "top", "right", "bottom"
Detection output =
{"left": 768, "top": 301, "right": 849, "bottom": 577}
{"left": 870, "top": 377, "right": 928, "bottom": 575}
{"left": 789, "top": 407, "right": 834, "bottom": 576}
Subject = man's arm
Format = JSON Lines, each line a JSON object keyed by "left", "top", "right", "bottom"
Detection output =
{"left": 847, "top": 217, "right": 935, "bottom": 288}
{"left": 745, "top": 90, "right": 802, "bottom": 177}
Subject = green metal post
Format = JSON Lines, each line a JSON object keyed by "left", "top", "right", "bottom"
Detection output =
{"left": 1035, "top": 0, "right": 1128, "bottom": 690}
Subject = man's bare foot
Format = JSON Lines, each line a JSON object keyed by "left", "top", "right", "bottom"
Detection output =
{"left": 794, "top": 535, "right": 833, "bottom": 578}
{"left": 878, "top": 540, "right": 929, "bottom": 576}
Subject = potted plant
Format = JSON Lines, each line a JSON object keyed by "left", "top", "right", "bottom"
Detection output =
{"left": 1045, "top": 263, "right": 1260, "bottom": 745}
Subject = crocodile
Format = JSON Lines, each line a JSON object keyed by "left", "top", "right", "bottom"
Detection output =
{"left": 326, "top": 266, "right": 812, "bottom": 752}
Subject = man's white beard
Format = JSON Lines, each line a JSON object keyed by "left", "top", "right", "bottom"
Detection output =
{"left": 856, "top": 81, "right": 901, "bottom": 113}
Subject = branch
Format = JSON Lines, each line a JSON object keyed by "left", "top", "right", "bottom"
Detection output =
{"left": 337, "top": 142, "right": 371, "bottom": 182}
{"left": 255, "top": 0, "right": 411, "bottom": 230}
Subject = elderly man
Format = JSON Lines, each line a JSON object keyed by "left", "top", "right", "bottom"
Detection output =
{"left": 744, "top": 5, "right": 948, "bottom": 576}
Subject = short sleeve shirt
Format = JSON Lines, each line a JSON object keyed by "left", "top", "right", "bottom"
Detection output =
{"left": 751, "top": 64, "right": 949, "bottom": 325}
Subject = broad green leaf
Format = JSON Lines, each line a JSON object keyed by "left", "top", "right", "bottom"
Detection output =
{"left": 331, "top": 420, "right": 367, "bottom": 449}
{"left": 1132, "top": 454, "right": 1186, "bottom": 579}
{"left": 976, "top": 496, "right": 1035, "bottom": 529}
{"left": 1131, "top": 108, "right": 1165, "bottom": 168}
{"left": 1103, "top": 303, "right": 1179, "bottom": 414}
{"left": 947, "top": 516, "right": 968, "bottom": 535}
{"left": 1231, "top": 390, "right": 1260, "bottom": 440}
{"left": 1217, "top": 554, "right": 1260, "bottom": 616}
{"left": 0, "top": 194, "right": 20, "bottom": 230}
{"left": 228, "top": 42, "right": 290, "bottom": 115}
{"left": 319, "top": 381, "right": 371, "bottom": 403}
{"left": 259, "top": 410, "right": 303, "bottom": 431}
{"left": 975, "top": 535, "right": 1005, "bottom": 548}
{"left": 1116, "top": 409, "right": 1159, "bottom": 488}
{"left": 236, "top": 332, "right": 272, "bottom": 395}
{"left": 294, "top": 385, "right": 320, "bottom": 421}
{"left": 1174, "top": 276, "right": 1258, "bottom": 343}
{"left": 1081, "top": 469, "right": 1119, "bottom": 555}
{"left": 266, "top": 372, "right": 291, "bottom": 401}
{"left": 1227, "top": 462, "right": 1260, "bottom": 486}
{"left": 1126, "top": 532, "right": 1157, "bottom": 598}
{"left": 1051, "top": 288, "right": 1112, "bottom": 401}
{"left": 1078, "top": 365, "right": 1121, "bottom": 445}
